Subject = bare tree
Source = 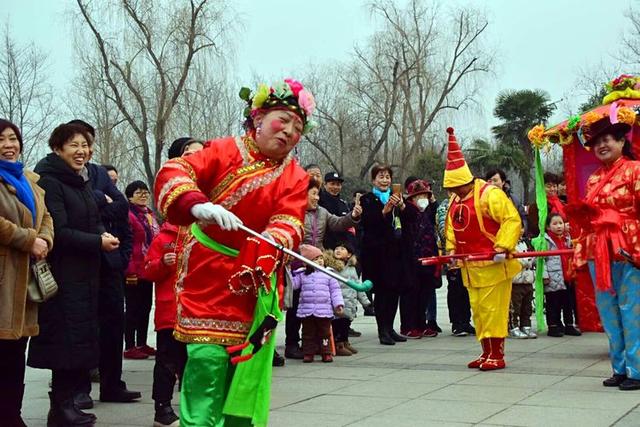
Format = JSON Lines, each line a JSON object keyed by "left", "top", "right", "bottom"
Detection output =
{"left": 0, "top": 22, "right": 57, "bottom": 166}
{"left": 74, "top": 0, "right": 231, "bottom": 186}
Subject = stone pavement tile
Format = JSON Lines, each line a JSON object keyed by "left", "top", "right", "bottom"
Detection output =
{"left": 381, "top": 399, "right": 510, "bottom": 424}
{"left": 272, "top": 362, "right": 325, "bottom": 378}
{"left": 424, "top": 384, "right": 537, "bottom": 404}
{"left": 519, "top": 389, "right": 640, "bottom": 412}
{"left": 548, "top": 375, "right": 625, "bottom": 392}
{"left": 579, "top": 360, "right": 617, "bottom": 378}
{"left": 457, "top": 372, "right": 566, "bottom": 390}
{"left": 89, "top": 402, "right": 157, "bottom": 425}
{"left": 373, "top": 368, "right": 479, "bottom": 384}
{"left": 329, "top": 379, "right": 445, "bottom": 399}
{"left": 271, "top": 377, "right": 360, "bottom": 409}
{"left": 269, "top": 409, "right": 363, "bottom": 426}
{"left": 537, "top": 343, "right": 608, "bottom": 356}
{"left": 349, "top": 349, "right": 452, "bottom": 365}
{"left": 614, "top": 410, "right": 640, "bottom": 427}
{"left": 297, "top": 366, "right": 400, "bottom": 381}
{"left": 506, "top": 355, "right": 598, "bottom": 376}
{"left": 348, "top": 415, "right": 473, "bottom": 427}
{"left": 481, "top": 405, "right": 623, "bottom": 427}
{"left": 281, "top": 394, "right": 407, "bottom": 416}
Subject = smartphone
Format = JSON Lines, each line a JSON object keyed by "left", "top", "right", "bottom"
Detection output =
{"left": 354, "top": 193, "right": 362, "bottom": 205}
{"left": 392, "top": 183, "right": 402, "bottom": 194}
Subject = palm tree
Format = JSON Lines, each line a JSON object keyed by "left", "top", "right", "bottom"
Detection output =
{"left": 491, "top": 89, "right": 556, "bottom": 202}
{"left": 466, "top": 138, "right": 528, "bottom": 181}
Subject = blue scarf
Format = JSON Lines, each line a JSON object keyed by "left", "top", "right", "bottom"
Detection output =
{"left": 372, "top": 187, "right": 391, "bottom": 205}
{"left": 0, "top": 159, "right": 36, "bottom": 223}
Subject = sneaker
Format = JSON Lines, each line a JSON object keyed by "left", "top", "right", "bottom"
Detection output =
{"left": 422, "top": 328, "right": 438, "bottom": 338}
{"left": 452, "top": 327, "right": 469, "bottom": 337}
{"left": 564, "top": 325, "right": 582, "bottom": 336}
{"left": 427, "top": 321, "right": 442, "bottom": 333}
{"left": 139, "top": 345, "right": 156, "bottom": 356}
{"left": 464, "top": 324, "right": 476, "bottom": 335}
{"left": 348, "top": 328, "right": 362, "bottom": 337}
{"left": 521, "top": 327, "right": 537, "bottom": 339}
{"left": 321, "top": 354, "right": 334, "bottom": 363}
{"left": 402, "top": 329, "right": 423, "bottom": 339}
{"left": 509, "top": 327, "right": 528, "bottom": 339}
{"left": 154, "top": 405, "right": 179, "bottom": 427}
{"left": 124, "top": 347, "right": 149, "bottom": 359}
{"left": 272, "top": 351, "right": 285, "bottom": 366}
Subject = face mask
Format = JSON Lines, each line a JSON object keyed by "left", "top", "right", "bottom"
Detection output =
{"left": 416, "top": 198, "right": 429, "bottom": 211}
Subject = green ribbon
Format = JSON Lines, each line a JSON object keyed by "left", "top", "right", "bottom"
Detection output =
{"left": 530, "top": 148, "right": 548, "bottom": 332}
{"left": 190, "top": 223, "right": 280, "bottom": 426}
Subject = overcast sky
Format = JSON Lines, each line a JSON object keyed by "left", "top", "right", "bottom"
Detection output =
{"left": 5, "top": 0, "right": 635, "bottom": 142}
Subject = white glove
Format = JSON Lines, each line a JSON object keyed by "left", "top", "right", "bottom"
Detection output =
{"left": 191, "top": 202, "right": 242, "bottom": 231}
{"left": 493, "top": 252, "right": 507, "bottom": 263}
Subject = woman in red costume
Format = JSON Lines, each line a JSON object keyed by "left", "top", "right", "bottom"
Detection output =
{"left": 572, "top": 106, "right": 640, "bottom": 391}
{"left": 154, "top": 79, "right": 314, "bottom": 426}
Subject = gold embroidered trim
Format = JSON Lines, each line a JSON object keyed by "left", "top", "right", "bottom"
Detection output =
{"left": 158, "top": 176, "right": 195, "bottom": 209}
{"left": 270, "top": 214, "right": 303, "bottom": 228}
{"left": 173, "top": 329, "right": 247, "bottom": 346}
{"left": 268, "top": 227, "right": 294, "bottom": 249}
{"left": 172, "top": 157, "right": 197, "bottom": 181}
{"left": 161, "top": 183, "right": 199, "bottom": 217}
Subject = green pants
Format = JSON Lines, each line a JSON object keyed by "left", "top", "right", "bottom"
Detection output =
{"left": 180, "top": 344, "right": 252, "bottom": 427}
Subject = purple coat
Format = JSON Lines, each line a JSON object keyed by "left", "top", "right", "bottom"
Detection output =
{"left": 293, "top": 270, "right": 344, "bottom": 318}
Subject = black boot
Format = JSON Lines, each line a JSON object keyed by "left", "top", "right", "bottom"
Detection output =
{"left": 603, "top": 374, "right": 627, "bottom": 387}
{"left": 390, "top": 330, "right": 407, "bottom": 342}
{"left": 378, "top": 330, "right": 395, "bottom": 346}
{"left": 619, "top": 378, "right": 640, "bottom": 391}
{"left": 47, "top": 391, "right": 96, "bottom": 426}
{"left": 74, "top": 392, "right": 94, "bottom": 409}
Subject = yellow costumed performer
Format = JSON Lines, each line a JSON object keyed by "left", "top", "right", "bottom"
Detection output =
{"left": 443, "top": 127, "right": 522, "bottom": 370}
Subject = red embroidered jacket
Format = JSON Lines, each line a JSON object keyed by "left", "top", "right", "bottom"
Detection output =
{"left": 154, "top": 136, "right": 307, "bottom": 345}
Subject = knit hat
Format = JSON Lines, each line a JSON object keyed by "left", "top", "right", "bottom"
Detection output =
{"left": 299, "top": 244, "right": 323, "bottom": 261}
{"left": 406, "top": 179, "right": 431, "bottom": 199}
{"left": 168, "top": 137, "right": 194, "bottom": 159}
{"left": 443, "top": 127, "right": 474, "bottom": 189}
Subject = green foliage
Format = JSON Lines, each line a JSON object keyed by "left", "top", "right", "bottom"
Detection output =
{"left": 412, "top": 149, "right": 446, "bottom": 200}
{"left": 466, "top": 138, "right": 528, "bottom": 177}
{"left": 578, "top": 86, "right": 608, "bottom": 113}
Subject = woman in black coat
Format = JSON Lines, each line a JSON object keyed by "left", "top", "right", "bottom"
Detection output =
{"left": 27, "top": 123, "right": 120, "bottom": 427}
{"left": 360, "top": 164, "right": 408, "bottom": 345}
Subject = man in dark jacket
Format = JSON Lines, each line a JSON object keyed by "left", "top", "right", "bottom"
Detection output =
{"left": 319, "top": 171, "right": 356, "bottom": 250}
{"left": 68, "top": 120, "right": 141, "bottom": 405}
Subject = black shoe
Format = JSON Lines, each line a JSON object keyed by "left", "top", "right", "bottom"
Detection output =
{"left": 603, "top": 374, "right": 627, "bottom": 387}
{"left": 364, "top": 306, "right": 376, "bottom": 316}
{"left": 99, "top": 388, "right": 142, "bottom": 403}
{"left": 154, "top": 405, "right": 180, "bottom": 426}
{"left": 464, "top": 324, "right": 476, "bottom": 335}
{"left": 379, "top": 332, "right": 395, "bottom": 345}
{"left": 390, "top": 330, "right": 407, "bottom": 342}
{"left": 619, "top": 378, "right": 640, "bottom": 391}
{"left": 348, "top": 328, "right": 362, "bottom": 337}
{"left": 284, "top": 345, "right": 304, "bottom": 359}
{"left": 48, "top": 392, "right": 96, "bottom": 426}
{"left": 547, "top": 326, "right": 564, "bottom": 337}
{"left": 564, "top": 325, "right": 582, "bottom": 336}
{"left": 74, "top": 393, "right": 93, "bottom": 410}
{"left": 452, "top": 327, "right": 469, "bottom": 337}
{"left": 272, "top": 351, "right": 285, "bottom": 367}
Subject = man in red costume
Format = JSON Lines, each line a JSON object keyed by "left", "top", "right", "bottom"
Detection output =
{"left": 154, "top": 79, "right": 314, "bottom": 426}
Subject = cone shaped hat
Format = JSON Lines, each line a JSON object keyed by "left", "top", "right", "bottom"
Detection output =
{"left": 443, "top": 127, "right": 473, "bottom": 189}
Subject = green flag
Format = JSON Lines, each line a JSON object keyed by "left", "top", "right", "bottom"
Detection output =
{"left": 530, "top": 148, "right": 548, "bottom": 332}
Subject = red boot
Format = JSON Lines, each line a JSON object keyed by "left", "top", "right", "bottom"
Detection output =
{"left": 479, "top": 338, "right": 506, "bottom": 371}
{"left": 467, "top": 339, "right": 489, "bottom": 369}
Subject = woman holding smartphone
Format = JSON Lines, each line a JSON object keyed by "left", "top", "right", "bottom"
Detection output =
{"left": 359, "top": 164, "right": 408, "bottom": 345}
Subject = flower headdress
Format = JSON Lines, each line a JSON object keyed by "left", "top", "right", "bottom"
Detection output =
{"left": 239, "top": 78, "right": 318, "bottom": 134}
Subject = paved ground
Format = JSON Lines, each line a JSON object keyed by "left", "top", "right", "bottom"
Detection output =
{"left": 22, "top": 289, "right": 640, "bottom": 427}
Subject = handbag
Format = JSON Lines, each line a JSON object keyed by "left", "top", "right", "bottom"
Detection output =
{"left": 27, "top": 259, "right": 58, "bottom": 303}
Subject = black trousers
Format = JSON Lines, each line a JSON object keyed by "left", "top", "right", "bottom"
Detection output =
{"left": 374, "top": 287, "right": 400, "bottom": 334}
{"left": 564, "top": 283, "right": 578, "bottom": 326}
{"left": 99, "top": 268, "right": 126, "bottom": 392}
{"left": 399, "top": 284, "right": 429, "bottom": 332}
{"left": 0, "top": 338, "right": 28, "bottom": 417}
{"left": 152, "top": 329, "right": 187, "bottom": 407}
{"left": 124, "top": 279, "right": 153, "bottom": 349}
{"left": 545, "top": 290, "right": 568, "bottom": 327}
{"left": 332, "top": 317, "right": 351, "bottom": 342}
{"left": 53, "top": 369, "right": 89, "bottom": 401}
{"left": 285, "top": 289, "right": 301, "bottom": 347}
{"left": 446, "top": 269, "right": 471, "bottom": 328}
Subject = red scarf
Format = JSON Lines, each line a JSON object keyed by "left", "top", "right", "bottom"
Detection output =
{"left": 550, "top": 233, "right": 571, "bottom": 281}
